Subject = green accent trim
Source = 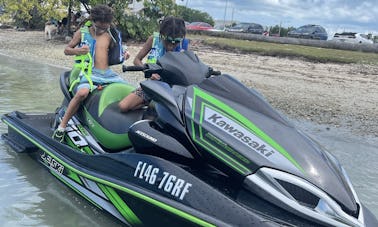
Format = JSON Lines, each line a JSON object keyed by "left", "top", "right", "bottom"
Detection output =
{"left": 98, "top": 83, "right": 135, "bottom": 117}
{"left": 2, "top": 119, "right": 215, "bottom": 227}
{"left": 192, "top": 96, "right": 250, "bottom": 174}
{"left": 199, "top": 104, "right": 250, "bottom": 174}
{"left": 77, "top": 124, "right": 88, "bottom": 136}
{"left": 50, "top": 170, "right": 101, "bottom": 209}
{"left": 84, "top": 21, "right": 92, "bottom": 27}
{"left": 98, "top": 184, "right": 142, "bottom": 225}
{"left": 67, "top": 169, "right": 82, "bottom": 185}
{"left": 196, "top": 134, "right": 250, "bottom": 174}
{"left": 65, "top": 135, "right": 94, "bottom": 155}
{"left": 192, "top": 87, "right": 305, "bottom": 174}
{"left": 81, "top": 146, "right": 94, "bottom": 155}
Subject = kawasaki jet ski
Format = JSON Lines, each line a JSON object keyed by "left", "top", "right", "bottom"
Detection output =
{"left": 2, "top": 51, "right": 377, "bottom": 226}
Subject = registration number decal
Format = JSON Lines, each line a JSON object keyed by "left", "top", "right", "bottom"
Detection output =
{"left": 134, "top": 161, "right": 192, "bottom": 200}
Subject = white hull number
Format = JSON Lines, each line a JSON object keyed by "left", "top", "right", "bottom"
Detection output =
{"left": 134, "top": 161, "right": 192, "bottom": 200}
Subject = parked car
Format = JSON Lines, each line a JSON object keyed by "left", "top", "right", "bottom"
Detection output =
{"left": 332, "top": 32, "right": 373, "bottom": 44}
{"left": 186, "top": 22, "right": 213, "bottom": 31}
{"left": 226, "top": 22, "right": 264, "bottom": 34}
{"left": 211, "top": 24, "right": 226, "bottom": 32}
{"left": 288, "top": 24, "right": 328, "bottom": 40}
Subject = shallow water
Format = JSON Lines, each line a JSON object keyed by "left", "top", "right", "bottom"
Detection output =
{"left": 0, "top": 54, "right": 122, "bottom": 226}
{"left": 0, "top": 53, "right": 377, "bottom": 226}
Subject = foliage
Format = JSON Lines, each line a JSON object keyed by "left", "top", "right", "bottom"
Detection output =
{"left": 2, "top": 0, "right": 79, "bottom": 29}
{"left": 86, "top": 0, "right": 173, "bottom": 40}
{"left": 176, "top": 5, "right": 214, "bottom": 25}
{"left": 269, "top": 25, "right": 295, "bottom": 37}
{"left": 1, "top": 0, "right": 215, "bottom": 41}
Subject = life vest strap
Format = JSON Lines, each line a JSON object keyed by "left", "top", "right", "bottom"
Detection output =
{"left": 69, "top": 53, "right": 94, "bottom": 92}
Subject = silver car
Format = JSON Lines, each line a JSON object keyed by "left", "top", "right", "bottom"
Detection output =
{"left": 332, "top": 32, "right": 373, "bottom": 44}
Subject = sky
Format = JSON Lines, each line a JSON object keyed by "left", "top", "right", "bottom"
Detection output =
{"left": 176, "top": 0, "right": 378, "bottom": 36}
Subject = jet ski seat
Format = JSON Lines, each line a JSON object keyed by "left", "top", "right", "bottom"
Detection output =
{"left": 60, "top": 71, "right": 144, "bottom": 150}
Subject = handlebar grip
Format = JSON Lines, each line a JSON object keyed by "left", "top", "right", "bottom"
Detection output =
{"left": 122, "top": 65, "right": 145, "bottom": 72}
{"left": 211, "top": 70, "right": 221, "bottom": 76}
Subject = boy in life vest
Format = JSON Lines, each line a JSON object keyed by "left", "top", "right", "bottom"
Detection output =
{"left": 118, "top": 16, "right": 189, "bottom": 112}
{"left": 53, "top": 4, "right": 130, "bottom": 142}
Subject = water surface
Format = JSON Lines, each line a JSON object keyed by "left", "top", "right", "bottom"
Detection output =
{"left": 0, "top": 54, "right": 122, "bottom": 226}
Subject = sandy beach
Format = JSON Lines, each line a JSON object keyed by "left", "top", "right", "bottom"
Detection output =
{"left": 1, "top": 29, "right": 377, "bottom": 137}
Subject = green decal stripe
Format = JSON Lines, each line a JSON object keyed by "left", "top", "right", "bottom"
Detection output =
{"left": 191, "top": 92, "right": 250, "bottom": 174}
{"left": 67, "top": 169, "right": 82, "bottom": 185}
{"left": 111, "top": 184, "right": 216, "bottom": 227}
{"left": 191, "top": 96, "right": 197, "bottom": 139}
{"left": 193, "top": 87, "right": 304, "bottom": 173}
{"left": 196, "top": 136, "right": 249, "bottom": 175}
{"left": 2, "top": 119, "right": 215, "bottom": 227}
{"left": 77, "top": 124, "right": 89, "bottom": 136}
{"left": 81, "top": 146, "right": 94, "bottom": 155}
{"left": 64, "top": 130, "right": 94, "bottom": 155}
{"left": 98, "top": 184, "right": 142, "bottom": 225}
{"left": 50, "top": 170, "right": 101, "bottom": 209}
{"left": 198, "top": 103, "right": 250, "bottom": 174}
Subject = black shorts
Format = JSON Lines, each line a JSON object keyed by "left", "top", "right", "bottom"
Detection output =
{"left": 132, "top": 87, "right": 150, "bottom": 104}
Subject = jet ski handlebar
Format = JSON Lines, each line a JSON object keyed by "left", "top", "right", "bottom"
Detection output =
{"left": 122, "top": 64, "right": 221, "bottom": 79}
{"left": 122, "top": 64, "right": 163, "bottom": 78}
{"left": 207, "top": 67, "right": 221, "bottom": 77}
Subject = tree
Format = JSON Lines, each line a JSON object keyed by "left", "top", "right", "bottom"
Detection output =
{"left": 269, "top": 24, "right": 295, "bottom": 37}
{"left": 118, "top": 0, "right": 180, "bottom": 41}
{"left": 2, "top": 0, "right": 78, "bottom": 29}
{"left": 1, "top": 0, "right": 215, "bottom": 40}
{"left": 176, "top": 5, "right": 214, "bottom": 25}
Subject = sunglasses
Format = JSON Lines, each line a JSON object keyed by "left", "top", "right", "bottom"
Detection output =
{"left": 162, "top": 35, "right": 183, "bottom": 44}
{"left": 94, "top": 24, "right": 110, "bottom": 32}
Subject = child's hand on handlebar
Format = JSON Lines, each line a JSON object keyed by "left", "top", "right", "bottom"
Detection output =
{"left": 123, "top": 50, "right": 130, "bottom": 61}
{"left": 150, "top": 73, "right": 161, "bottom": 80}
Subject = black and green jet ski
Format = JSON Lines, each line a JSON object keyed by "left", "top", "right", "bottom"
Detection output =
{"left": 2, "top": 51, "right": 377, "bottom": 226}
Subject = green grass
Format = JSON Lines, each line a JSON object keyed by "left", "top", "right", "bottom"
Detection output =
{"left": 188, "top": 34, "right": 378, "bottom": 65}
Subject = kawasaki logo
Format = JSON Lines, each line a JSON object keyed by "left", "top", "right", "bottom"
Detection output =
{"left": 204, "top": 107, "right": 275, "bottom": 158}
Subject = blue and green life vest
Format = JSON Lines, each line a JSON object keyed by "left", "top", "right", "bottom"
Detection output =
{"left": 146, "top": 32, "right": 189, "bottom": 63}
{"left": 69, "top": 21, "right": 96, "bottom": 92}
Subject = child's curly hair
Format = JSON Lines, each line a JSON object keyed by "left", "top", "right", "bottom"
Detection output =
{"left": 159, "top": 16, "right": 186, "bottom": 38}
{"left": 90, "top": 4, "right": 113, "bottom": 23}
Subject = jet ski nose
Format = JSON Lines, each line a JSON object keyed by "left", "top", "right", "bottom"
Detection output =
{"left": 244, "top": 167, "right": 365, "bottom": 227}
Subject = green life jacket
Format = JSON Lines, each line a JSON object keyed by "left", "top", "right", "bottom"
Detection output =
{"left": 69, "top": 21, "right": 95, "bottom": 92}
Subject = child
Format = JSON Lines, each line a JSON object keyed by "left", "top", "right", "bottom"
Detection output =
{"left": 119, "top": 16, "right": 189, "bottom": 112}
{"left": 53, "top": 4, "right": 130, "bottom": 142}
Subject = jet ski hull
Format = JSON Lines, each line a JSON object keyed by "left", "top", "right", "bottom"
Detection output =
{"left": 2, "top": 111, "right": 281, "bottom": 227}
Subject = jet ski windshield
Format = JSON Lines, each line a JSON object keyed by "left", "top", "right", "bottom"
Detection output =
{"left": 157, "top": 51, "right": 210, "bottom": 86}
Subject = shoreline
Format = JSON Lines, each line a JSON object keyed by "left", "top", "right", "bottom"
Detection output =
{"left": 1, "top": 29, "right": 377, "bottom": 138}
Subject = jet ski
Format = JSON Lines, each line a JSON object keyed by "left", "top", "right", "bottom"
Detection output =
{"left": 2, "top": 51, "right": 377, "bottom": 226}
